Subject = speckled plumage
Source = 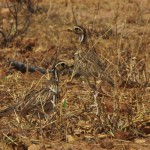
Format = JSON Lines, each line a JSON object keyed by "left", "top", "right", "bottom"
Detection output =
{"left": 71, "top": 25, "right": 115, "bottom": 88}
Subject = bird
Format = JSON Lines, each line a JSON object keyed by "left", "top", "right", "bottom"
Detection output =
{"left": 0, "top": 61, "right": 68, "bottom": 120}
{"left": 68, "top": 25, "right": 115, "bottom": 115}
{"left": 68, "top": 25, "right": 115, "bottom": 88}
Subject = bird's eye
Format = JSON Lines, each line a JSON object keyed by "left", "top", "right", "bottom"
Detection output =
{"left": 61, "top": 63, "right": 65, "bottom": 67}
{"left": 74, "top": 27, "right": 79, "bottom": 31}
{"left": 74, "top": 28, "right": 79, "bottom": 31}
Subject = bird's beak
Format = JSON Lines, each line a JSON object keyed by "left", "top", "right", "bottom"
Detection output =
{"left": 62, "top": 28, "right": 73, "bottom": 33}
{"left": 67, "top": 28, "right": 73, "bottom": 33}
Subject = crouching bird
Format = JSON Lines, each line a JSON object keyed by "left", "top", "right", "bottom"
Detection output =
{"left": 0, "top": 61, "right": 68, "bottom": 121}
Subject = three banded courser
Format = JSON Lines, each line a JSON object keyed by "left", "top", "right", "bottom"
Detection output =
{"left": 68, "top": 25, "right": 115, "bottom": 114}
{"left": 0, "top": 61, "right": 68, "bottom": 120}
{"left": 68, "top": 25, "right": 115, "bottom": 88}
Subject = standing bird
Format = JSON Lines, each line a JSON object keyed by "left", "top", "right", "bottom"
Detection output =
{"left": 68, "top": 25, "right": 115, "bottom": 114}
{"left": 68, "top": 25, "right": 115, "bottom": 88}
{"left": 0, "top": 61, "right": 68, "bottom": 120}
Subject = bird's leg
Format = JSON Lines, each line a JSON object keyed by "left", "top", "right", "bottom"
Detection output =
{"left": 89, "top": 83, "right": 99, "bottom": 115}
{"left": 85, "top": 76, "right": 99, "bottom": 115}
{"left": 93, "top": 91, "right": 99, "bottom": 115}
{"left": 70, "top": 68, "right": 76, "bottom": 81}
{"left": 85, "top": 76, "right": 96, "bottom": 90}
{"left": 70, "top": 60, "right": 80, "bottom": 82}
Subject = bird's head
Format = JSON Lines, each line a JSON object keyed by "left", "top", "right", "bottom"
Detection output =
{"left": 68, "top": 25, "right": 86, "bottom": 44}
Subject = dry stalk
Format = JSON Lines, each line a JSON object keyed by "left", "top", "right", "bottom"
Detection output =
{"left": 0, "top": 0, "right": 34, "bottom": 46}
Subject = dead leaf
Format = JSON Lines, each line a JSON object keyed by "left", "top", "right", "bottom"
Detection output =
{"left": 28, "top": 144, "right": 40, "bottom": 150}
{"left": 83, "top": 135, "right": 95, "bottom": 142}
{"left": 100, "top": 85, "right": 112, "bottom": 97}
{"left": 97, "top": 134, "right": 108, "bottom": 139}
{"left": 77, "top": 120, "right": 92, "bottom": 130}
{"left": 115, "top": 130, "right": 134, "bottom": 140}
{"left": 102, "top": 100, "right": 132, "bottom": 115}
{"left": 100, "top": 139, "right": 114, "bottom": 149}
{"left": 66, "top": 135, "right": 75, "bottom": 143}
{"left": 134, "top": 139, "right": 146, "bottom": 144}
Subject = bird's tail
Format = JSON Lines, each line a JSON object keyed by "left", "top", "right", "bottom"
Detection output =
{"left": 0, "top": 106, "right": 15, "bottom": 118}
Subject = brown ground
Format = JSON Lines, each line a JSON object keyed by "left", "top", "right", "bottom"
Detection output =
{"left": 0, "top": 0, "right": 150, "bottom": 149}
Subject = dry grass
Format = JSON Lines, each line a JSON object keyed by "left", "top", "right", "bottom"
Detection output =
{"left": 0, "top": 0, "right": 150, "bottom": 149}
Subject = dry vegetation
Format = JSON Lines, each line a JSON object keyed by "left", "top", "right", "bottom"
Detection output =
{"left": 0, "top": 0, "right": 150, "bottom": 149}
